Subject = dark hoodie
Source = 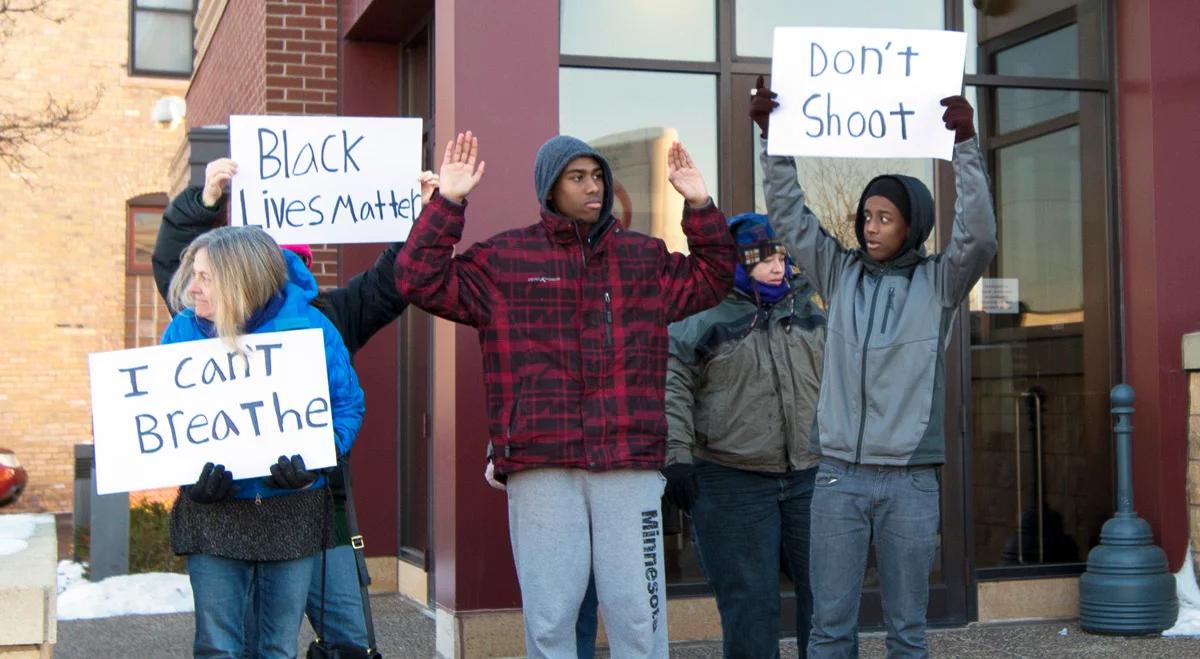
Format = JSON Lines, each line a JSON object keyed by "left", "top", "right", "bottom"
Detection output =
{"left": 396, "top": 134, "right": 736, "bottom": 474}
{"left": 853, "top": 174, "right": 936, "bottom": 275}
{"left": 533, "top": 135, "right": 617, "bottom": 247}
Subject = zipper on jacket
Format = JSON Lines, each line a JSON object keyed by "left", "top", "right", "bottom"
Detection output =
{"left": 573, "top": 223, "right": 588, "bottom": 269}
{"left": 763, "top": 312, "right": 793, "bottom": 467}
{"left": 604, "top": 291, "right": 614, "bottom": 347}
{"left": 854, "top": 276, "right": 885, "bottom": 463}
{"left": 880, "top": 286, "right": 896, "bottom": 334}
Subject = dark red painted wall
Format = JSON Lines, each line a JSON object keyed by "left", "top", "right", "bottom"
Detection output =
{"left": 337, "top": 2, "right": 402, "bottom": 558}
{"left": 430, "top": 0, "right": 559, "bottom": 612}
{"left": 1116, "top": 0, "right": 1200, "bottom": 570}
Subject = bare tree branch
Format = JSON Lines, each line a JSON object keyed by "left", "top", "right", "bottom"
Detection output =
{"left": 0, "top": 93, "right": 98, "bottom": 172}
{"left": 0, "top": 0, "right": 93, "bottom": 174}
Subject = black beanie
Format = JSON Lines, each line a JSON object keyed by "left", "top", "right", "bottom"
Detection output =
{"left": 863, "top": 177, "right": 911, "bottom": 224}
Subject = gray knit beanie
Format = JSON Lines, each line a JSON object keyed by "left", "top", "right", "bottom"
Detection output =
{"left": 533, "top": 135, "right": 614, "bottom": 219}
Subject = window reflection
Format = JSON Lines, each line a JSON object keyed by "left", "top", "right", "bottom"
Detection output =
{"left": 560, "top": 68, "right": 718, "bottom": 253}
{"left": 560, "top": 0, "right": 716, "bottom": 62}
{"left": 735, "top": 0, "right": 944, "bottom": 58}
{"left": 994, "top": 25, "right": 1081, "bottom": 133}
{"left": 971, "top": 103, "right": 1112, "bottom": 570}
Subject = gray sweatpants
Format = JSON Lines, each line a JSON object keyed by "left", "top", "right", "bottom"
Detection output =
{"left": 507, "top": 468, "right": 668, "bottom": 659}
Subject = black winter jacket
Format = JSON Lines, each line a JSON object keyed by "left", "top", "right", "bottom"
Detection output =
{"left": 151, "top": 186, "right": 408, "bottom": 354}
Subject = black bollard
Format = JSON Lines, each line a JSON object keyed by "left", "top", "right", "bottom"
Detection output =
{"left": 1079, "top": 384, "right": 1177, "bottom": 634}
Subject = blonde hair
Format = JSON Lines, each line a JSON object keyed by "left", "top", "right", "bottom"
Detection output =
{"left": 168, "top": 226, "right": 288, "bottom": 346}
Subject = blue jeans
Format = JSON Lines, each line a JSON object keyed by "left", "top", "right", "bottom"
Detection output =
{"left": 576, "top": 572, "right": 598, "bottom": 659}
{"left": 244, "top": 546, "right": 370, "bottom": 655}
{"left": 807, "top": 459, "right": 940, "bottom": 659}
{"left": 690, "top": 460, "right": 818, "bottom": 659}
{"left": 189, "top": 552, "right": 314, "bottom": 659}
{"left": 307, "top": 546, "right": 370, "bottom": 646}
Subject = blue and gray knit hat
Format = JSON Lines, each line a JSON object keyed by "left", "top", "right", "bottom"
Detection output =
{"left": 728, "top": 212, "right": 786, "bottom": 268}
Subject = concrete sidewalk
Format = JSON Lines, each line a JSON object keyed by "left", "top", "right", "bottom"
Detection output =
{"left": 55, "top": 592, "right": 1200, "bottom": 658}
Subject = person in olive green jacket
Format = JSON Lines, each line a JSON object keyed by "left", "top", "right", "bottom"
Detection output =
{"left": 663, "top": 212, "right": 826, "bottom": 657}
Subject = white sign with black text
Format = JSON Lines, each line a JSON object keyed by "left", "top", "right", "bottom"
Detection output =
{"left": 229, "top": 115, "right": 424, "bottom": 244}
{"left": 88, "top": 329, "right": 337, "bottom": 494}
{"left": 767, "top": 27, "right": 967, "bottom": 160}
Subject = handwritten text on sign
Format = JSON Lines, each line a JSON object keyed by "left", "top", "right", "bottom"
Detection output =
{"left": 88, "top": 329, "right": 337, "bottom": 494}
{"left": 229, "top": 115, "right": 423, "bottom": 244}
{"left": 767, "top": 27, "right": 967, "bottom": 160}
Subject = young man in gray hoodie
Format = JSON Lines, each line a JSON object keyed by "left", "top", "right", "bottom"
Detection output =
{"left": 751, "top": 78, "right": 997, "bottom": 658}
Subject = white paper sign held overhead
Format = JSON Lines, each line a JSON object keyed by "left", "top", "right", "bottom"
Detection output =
{"left": 229, "top": 115, "right": 424, "bottom": 244}
{"left": 767, "top": 27, "right": 967, "bottom": 160}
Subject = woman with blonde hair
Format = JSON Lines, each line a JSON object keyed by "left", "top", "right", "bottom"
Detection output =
{"left": 162, "top": 225, "right": 365, "bottom": 659}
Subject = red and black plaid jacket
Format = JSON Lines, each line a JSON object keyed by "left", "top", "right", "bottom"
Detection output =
{"left": 396, "top": 192, "right": 735, "bottom": 474}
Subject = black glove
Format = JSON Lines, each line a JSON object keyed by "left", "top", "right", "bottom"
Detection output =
{"left": 749, "top": 75, "right": 779, "bottom": 138}
{"left": 187, "top": 462, "right": 233, "bottom": 504}
{"left": 264, "top": 454, "right": 318, "bottom": 490}
{"left": 662, "top": 463, "right": 698, "bottom": 512}
{"left": 940, "top": 95, "right": 976, "bottom": 143}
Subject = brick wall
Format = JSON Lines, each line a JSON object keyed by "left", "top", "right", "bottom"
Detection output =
{"left": 187, "top": 0, "right": 266, "bottom": 127}
{"left": 186, "top": 0, "right": 340, "bottom": 288}
{"left": 0, "top": 2, "right": 188, "bottom": 512}
{"left": 265, "top": 0, "right": 339, "bottom": 116}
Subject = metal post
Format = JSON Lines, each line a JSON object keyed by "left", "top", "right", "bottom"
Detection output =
{"left": 87, "top": 454, "right": 129, "bottom": 580}
{"left": 1013, "top": 397, "right": 1023, "bottom": 564}
{"left": 1078, "top": 384, "right": 1177, "bottom": 635}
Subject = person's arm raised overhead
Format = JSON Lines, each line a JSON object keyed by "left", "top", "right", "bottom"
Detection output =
{"left": 753, "top": 75, "right": 853, "bottom": 301}
{"left": 395, "top": 131, "right": 498, "bottom": 328}
{"left": 657, "top": 141, "right": 737, "bottom": 322}
{"left": 932, "top": 95, "right": 997, "bottom": 307}
{"left": 152, "top": 158, "right": 237, "bottom": 306}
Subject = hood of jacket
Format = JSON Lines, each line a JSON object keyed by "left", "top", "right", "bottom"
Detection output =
{"left": 533, "top": 135, "right": 617, "bottom": 245}
{"left": 281, "top": 248, "right": 319, "bottom": 305}
{"left": 854, "top": 174, "right": 935, "bottom": 272}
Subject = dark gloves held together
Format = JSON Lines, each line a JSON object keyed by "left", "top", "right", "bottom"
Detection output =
{"left": 749, "top": 75, "right": 779, "bottom": 138}
{"left": 264, "top": 454, "right": 318, "bottom": 490}
{"left": 940, "top": 95, "right": 976, "bottom": 144}
{"left": 663, "top": 462, "right": 698, "bottom": 512}
{"left": 188, "top": 462, "right": 233, "bottom": 504}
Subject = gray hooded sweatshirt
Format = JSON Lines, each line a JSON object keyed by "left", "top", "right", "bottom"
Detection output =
{"left": 760, "top": 138, "right": 997, "bottom": 466}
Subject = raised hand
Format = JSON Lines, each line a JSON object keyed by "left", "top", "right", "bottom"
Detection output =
{"left": 202, "top": 158, "right": 238, "bottom": 208}
{"left": 418, "top": 170, "right": 440, "bottom": 204}
{"left": 438, "top": 131, "right": 487, "bottom": 204}
{"left": 667, "top": 142, "right": 710, "bottom": 208}
{"left": 940, "top": 95, "right": 976, "bottom": 144}
{"left": 749, "top": 75, "right": 779, "bottom": 138}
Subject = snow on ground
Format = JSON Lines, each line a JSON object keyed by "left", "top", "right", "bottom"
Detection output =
{"left": 1163, "top": 546, "right": 1200, "bottom": 637}
{"left": 0, "top": 513, "right": 45, "bottom": 556}
{"left": 56, "top": 560, "right": 193, "bottom": 620}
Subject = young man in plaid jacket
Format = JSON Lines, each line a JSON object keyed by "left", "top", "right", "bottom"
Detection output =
{"left": 396, "top": 131, "right": 735, "bottom": 657}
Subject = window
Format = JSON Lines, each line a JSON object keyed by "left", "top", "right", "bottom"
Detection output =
{"left": 126, "top": 195, "right": 167, "bottom": 275}
{"left": 125, "top": 194, "right": 171, "bottom": 348}
{"left": 130, "top": 0, "right": 195, "bottom": 77}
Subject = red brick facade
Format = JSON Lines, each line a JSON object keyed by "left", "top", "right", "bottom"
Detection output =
{"left": 188, "top": 0, "right": 341, "bottom": 288}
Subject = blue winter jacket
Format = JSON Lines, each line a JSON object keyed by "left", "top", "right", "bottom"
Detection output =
{"left": 161, "top": 250, "right": 366, "bottom": 500}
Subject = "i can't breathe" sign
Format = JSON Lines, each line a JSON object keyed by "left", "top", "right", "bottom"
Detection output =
{"left": 87, "top": 329, "right": 337, "bottom": 494}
